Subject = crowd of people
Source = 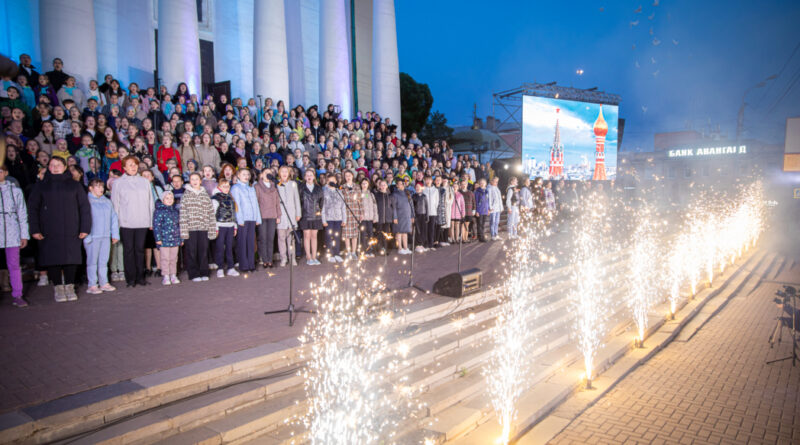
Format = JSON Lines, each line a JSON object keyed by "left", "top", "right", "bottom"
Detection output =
{"left": 0, "top": 54, "right": 579, "bottom": 308}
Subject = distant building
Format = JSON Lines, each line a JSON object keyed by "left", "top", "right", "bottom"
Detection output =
{"left": 618, "top": 130, "right": 783, "bottom": 206}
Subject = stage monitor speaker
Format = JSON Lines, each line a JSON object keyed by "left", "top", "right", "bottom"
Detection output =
{"left": 432, "top": 268, "right": 482, "bottom": 298}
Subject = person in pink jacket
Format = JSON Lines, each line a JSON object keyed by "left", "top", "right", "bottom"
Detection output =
{"left": 450, "top": 183, "right": 466, "bottom": 243}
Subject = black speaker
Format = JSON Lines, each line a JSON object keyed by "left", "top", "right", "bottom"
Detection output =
{"left": 432, "top": 268, "right": 482, "bottom": 298}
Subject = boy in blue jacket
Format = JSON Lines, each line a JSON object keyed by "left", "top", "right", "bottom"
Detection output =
{"left": 85, "top": 179, "right": 120, "bottom": 294}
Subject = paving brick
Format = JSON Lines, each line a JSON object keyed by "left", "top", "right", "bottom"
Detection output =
{"left": 549, "top": 262, "right": 800, "bottom": 445}
{"left": 0, "top": 240, "right": 511, "bottom": 414}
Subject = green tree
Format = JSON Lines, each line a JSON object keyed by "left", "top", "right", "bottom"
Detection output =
{"left": 420, "top": 110, "right": 454, "bottom": 143}
{"left": 399, "top": 72, "right": 433, "bottom": 134}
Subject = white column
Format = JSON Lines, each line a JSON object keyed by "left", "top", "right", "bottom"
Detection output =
{"left": 319, "top": 0, "right": 352, "bottom": 119}
{"left": 157, "top": 0, "right": 201, "bottom": 95}
{"left": 117, "top": 0, "right": 156, "bottom": 88}
{"left": 94, "top": 0, "right": 118, "bottom": 82}
{"left": 39, "top": 0, "right": 97, "bottom": 90}
{"left": 1, "top": 0, "right": 41, "bottom": 67}
{"left": 215, "top": 0, "right": 254, "bottom": 101}
{"left": 372, "top": 0, "right": 401, "bottom": 133}
{"left": 253, "top": 0, "right": 289, "bottom": 106}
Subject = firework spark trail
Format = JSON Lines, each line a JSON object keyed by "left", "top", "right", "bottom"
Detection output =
{"left": 627, "top": 201, "right": 661, "bottom": 344}
{"left": 668, "top": 233, "right": 689, "bottom": 315}
{"left": 485, "top": 215, "right": 543, "bottom": 445}
{"left": 570, "top": 192, "right": 610, "bottom": 386}
{"left": 301, "top": 259, "right": 412, "bottom": 445}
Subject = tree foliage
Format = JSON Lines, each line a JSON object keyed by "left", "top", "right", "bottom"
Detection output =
{"left": 421, "top": 110, "right": 454, "bottom": 143}
{"left": 399, "top": 72, "right": 433, "bottom": 135}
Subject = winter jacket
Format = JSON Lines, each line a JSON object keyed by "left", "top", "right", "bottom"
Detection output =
{"left": 86, "top": 193, "right": 119, "bottom": 244}
{"left": 195, "top": 144, "right": 221, "bottom": 171}
{"left": 474, "top": 187, "right": 489, "bottom": 216}
{"left": 0, "top": 182, "right": 29, "bottom": 248}
{"left": 518, "top": 186, "right": 533, "bottom": 209}
{"left": 300, "top": 183, "right": 324, "bottom": 221}
{"left": 462, "top": 189, "right": 476, "bottom": 217}
{"left": 487, "top": 185, "right": 504, "bottom": 213}
{"left": 179, "top": 187, "right": 217, "bottom": 239}
{"left": 412, "top": 192, "right": 428, "bottom": 216}
{"left": 361, "top": 190, "right": 379, "bottom": 223}
{"left": 230, "top": 182, "right": 261, "bottom": 225}
{"left": 374, "top": 191, "right": 395, "bottom": 224}
{"left": 422, "top": 186, "right": 439, "bottom": 217}
{"left": 506, "top": 186, "right": 519, "bottom": 210}
{"left": 27, "top": 172, "right": 92, "bottom": 266}
{"left": 111, "top": 174, "right": 155, "bottom": 228}
{"left": 392, "top": 189, "right": 413, "bottom": 234}
{"left": 153, "top": 201, "right": 181, "bottom": 247}
{"left": 451, "top": 191, "right": 466, "bottom": 220}
{"left": 254, "top": 180, "right": 281, "bottom": 219}
{"left": 276, "top": 180, "right": 301, "bottom": 230}
{"left": 210, "top": 191, "right": 236, "bottom": 227}
{"left": 321, "top": 185, "right": 346, "bottom": 223}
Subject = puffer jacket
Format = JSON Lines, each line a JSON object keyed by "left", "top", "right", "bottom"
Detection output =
{"left": 230, "top": 182, "right": 261, "bottom": 225}
{"left": 153, "top": 201, "right": 181, "bottom": 247}
{"left": 299, "top": 183, "right": 324, "bottom": 221}
{"left": 321, "top": 185, "right": 346, "bottom": 223}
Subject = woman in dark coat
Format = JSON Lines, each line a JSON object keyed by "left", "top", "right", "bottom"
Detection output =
{"left": 28, "top": 156, "right": 91, "bottom": 302}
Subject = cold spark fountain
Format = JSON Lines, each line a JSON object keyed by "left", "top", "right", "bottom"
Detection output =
{"left": 301, "top": 258, "right": 409, "bottom": 444}
{"left": 570, "top": 194, "right": 610, "bottom": 389}
{"left": 485, "top": 217, "right": 542, "bottom": 444}
{"left": 627, "top": 201, "right": 661, "bottom": 347}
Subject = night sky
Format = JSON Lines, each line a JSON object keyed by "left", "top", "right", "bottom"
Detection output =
{"left": 395, "top": 0, "right": 800, "bottom": 152}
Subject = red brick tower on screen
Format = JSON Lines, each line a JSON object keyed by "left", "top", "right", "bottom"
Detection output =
{"left": 592, "top": 105, "right": 608, "bottom": 181}
{"left": 549, "top": 108, "right": 564, "bottom": 178}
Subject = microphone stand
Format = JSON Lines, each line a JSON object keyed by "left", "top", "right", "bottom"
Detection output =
{"left": 264, "top": 180, "right": 314, "bottom": 326}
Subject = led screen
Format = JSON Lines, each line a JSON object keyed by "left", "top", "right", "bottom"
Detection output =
{"left": 522, "top": 95, "right": 619, "bottom": 180}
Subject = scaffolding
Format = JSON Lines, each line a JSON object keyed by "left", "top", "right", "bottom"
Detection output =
{"left": 491, "top": 82, "right": 622, "bottom": 157}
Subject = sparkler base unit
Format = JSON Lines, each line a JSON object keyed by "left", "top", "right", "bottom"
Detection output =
{"left": 432, "top": 268, "right": 483, "bottom": 299}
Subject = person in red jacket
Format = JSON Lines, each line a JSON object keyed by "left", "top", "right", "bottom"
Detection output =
{"left": 155, "top": 133, "right": 181, "bottom": 173}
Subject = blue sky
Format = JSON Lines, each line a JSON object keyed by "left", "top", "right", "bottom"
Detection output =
{"left": 395, "top": 0, "right": 800, "bottom": 152}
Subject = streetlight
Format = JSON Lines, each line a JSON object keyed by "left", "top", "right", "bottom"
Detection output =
{"left": 736, "top": 74, "right": 778, "bottom": 141}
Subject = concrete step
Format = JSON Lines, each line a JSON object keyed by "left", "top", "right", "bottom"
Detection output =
{"left": 61, "top": 369, "right": 302, "bottom": 445}
{"left": 152, "top": 389, "right": 306, "bottom": 445}
{"left": 0, "top": 342, "right": 307, "bottom": 445}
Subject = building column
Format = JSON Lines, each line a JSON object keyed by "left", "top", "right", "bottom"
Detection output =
{"left": 157, "top": 0, "right": 201, "bottom": 95}
{"left": 94, "top": 0, "right": 118, "bottom": 82}
{"left": 117, "top": 0, "right": 155, "bottom": 88}
{"left": 39, "top": 0, "right": 97, "bottom": 90}
{"left": 319, "top": 0, "right": 352, "bottom": 119}
{"left": 253, "top": 0, "right": 289, "bottom": 107}
{"left": 372, "top": 0, "right": 401, "bottom": 133}
{"left": 215, "top": 0, "right": 254, "bottom": 101}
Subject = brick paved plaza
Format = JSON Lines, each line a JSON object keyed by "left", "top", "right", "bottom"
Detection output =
{"left": 0, "top": 240, "right": 508, "bottom": 414}
{"left": 549, "top": 247, "right": 800, "bottom": 444}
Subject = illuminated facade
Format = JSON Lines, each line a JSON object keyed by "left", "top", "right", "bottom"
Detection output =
{"left": 1, "top": 0, "right": 401, "bottom": 128}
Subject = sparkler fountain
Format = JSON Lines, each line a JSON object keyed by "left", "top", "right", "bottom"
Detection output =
{"left": 627, "top": 202, "right": 661, "bottom": 347}
{"left": 485, "top": 218, "right": 541, "bottom": 445}
{"left": 301, "top": 258, "right": 412, "bottom": 444}
{"left": 570, "top": 193, "right": 610, "bottom": 389}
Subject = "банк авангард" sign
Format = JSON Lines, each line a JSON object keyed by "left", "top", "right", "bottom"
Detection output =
{"left": 668, "top": 145, "right": 747, "bottom": 158}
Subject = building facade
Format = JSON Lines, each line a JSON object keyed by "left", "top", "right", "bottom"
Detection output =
{"left": 618, "top": 130, "right": 784, "bottom": 206}
{"left": 0, "top": 0, "right": 401, "bottom": 128}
